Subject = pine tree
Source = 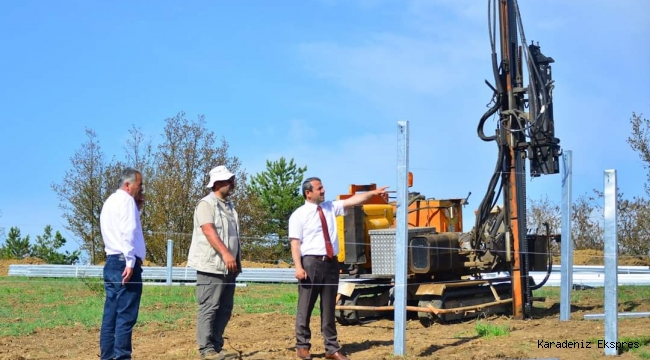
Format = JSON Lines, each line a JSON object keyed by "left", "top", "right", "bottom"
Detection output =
{"left": 0, "top": 227, "right": 31, "bottom": 259}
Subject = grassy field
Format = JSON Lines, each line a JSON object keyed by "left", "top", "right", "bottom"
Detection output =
{"left": 0, "top": 276, "right": 299, "bottom": 337}
{"left": 3, "top": 276, "right": 650, "bottom": 339}
{"left": 533, "top": 285, "right": 650, "bottom": 311}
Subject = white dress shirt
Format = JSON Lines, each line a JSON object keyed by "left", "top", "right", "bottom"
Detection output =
{"left": 288, "top": 200, "right": 345, "bottom": 256}
{"left": 100, "top": 189, "right": 146, "bottom": 268}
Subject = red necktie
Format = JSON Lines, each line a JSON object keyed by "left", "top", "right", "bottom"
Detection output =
{"left": 317, "top": 205, "right": 334, "bottom": 258}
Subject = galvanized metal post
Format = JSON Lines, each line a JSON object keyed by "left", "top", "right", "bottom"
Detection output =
{"left": 603, "top": 170, "right": 618, "bottom": 356}
{"left": 394, "top": 121, "right": 409, "bottom": 356}
{"left": 166, "top": 239, "right": 173, "bottom": 286}
{"left": 560, "top": 150, "right": 573, "bottom": 321}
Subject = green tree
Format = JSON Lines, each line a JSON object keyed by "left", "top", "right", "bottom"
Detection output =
{"left": 0, "top": 227, "right": 31, "bottom": 259}
{"left": 245, "top": 157, "right": 306, "bottom": 263}
{"left": 30, "top": 225, "right": 81, "bottom": 264}
{"left": 248, "top": 157, "right": 307, "bottom": 238}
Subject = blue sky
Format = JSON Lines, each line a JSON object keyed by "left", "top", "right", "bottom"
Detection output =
{"left": 1, "top": 0, "right": 649, "bottom": 253}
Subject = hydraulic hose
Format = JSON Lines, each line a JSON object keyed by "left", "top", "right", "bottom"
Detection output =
{"left": 478, "top": 99, "right": 500, "bottom": 142}
{"left": 530, "top": 223, "right": 554, "bottom": 291}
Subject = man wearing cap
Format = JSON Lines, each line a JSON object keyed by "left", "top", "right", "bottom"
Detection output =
{"left": 99, "top": 167, "right": 146, "bottom": 360}
{"left": 289, "top": 177, "right": 388, "bottom": 360}
{"left": 187, "top": 165, "right": 241, "bottom": 360}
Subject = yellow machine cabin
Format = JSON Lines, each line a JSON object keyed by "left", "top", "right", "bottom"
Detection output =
{"left": 335, "top": 183, "right": 466, "bottom": 275}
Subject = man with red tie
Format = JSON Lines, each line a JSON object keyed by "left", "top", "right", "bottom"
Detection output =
{"left": 289, "top": 177, "right": 388, "bottom": 360}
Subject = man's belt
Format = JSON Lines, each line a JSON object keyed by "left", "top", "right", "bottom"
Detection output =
{"left": 303, "top": 255, "right": 335, "bottom": 262}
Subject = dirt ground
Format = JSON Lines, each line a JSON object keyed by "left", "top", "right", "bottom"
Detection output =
{"left": 0, "top": 257, "right": 46, "bottom": 277}
{"left": 2, "top": 310, "right": 650, "bottom": 360}
{"left": 553, "top": 249, "right": 650, "bottom": 266}
{"left": 2, "top": 251, "right": 650, "bottom": 360}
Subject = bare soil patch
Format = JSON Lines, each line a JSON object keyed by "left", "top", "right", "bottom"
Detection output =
{"left": 553, "top": 249, "right": 650, "bottom": 266}
{"left": 0, "top": 257, "right": 46, "bottom": 276}
{"left": 2, "top": 290, "right": 650, "bottom": 360}
{"left": 1, "top": 311, "right": 649, "bottom": 360}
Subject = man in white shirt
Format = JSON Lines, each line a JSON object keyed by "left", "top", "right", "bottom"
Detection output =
{"left": 99, "top": 168, "right": 146, "bottom": 360}
{"left": 289, "top": 177, "right": 388, "bottom": 360}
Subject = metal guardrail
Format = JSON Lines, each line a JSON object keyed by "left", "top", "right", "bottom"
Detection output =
{"left": 8, "top": 264, "right": 650, "bottom": 286}
{"left": 496, "top": 272, "right": 650, "bottom": 287}
{"left": 551, "top": 265, "right": 650, "bottom": 274}
{"left": 7, "top": 264, "right": 298, "bottom": 283}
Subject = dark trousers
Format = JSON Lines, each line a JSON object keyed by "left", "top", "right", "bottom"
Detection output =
{"left": 100, "top": 255, "right": 143, "bottom": 360}
{"left": 195, "top": 271, "right": 236, "bottom": 355}
{"left": 295, "top": 256, "right": 341, "bottom": 355}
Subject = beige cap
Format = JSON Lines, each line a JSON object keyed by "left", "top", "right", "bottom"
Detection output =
{"left": 205, "top": 165, "right": 235, "bottom": 188}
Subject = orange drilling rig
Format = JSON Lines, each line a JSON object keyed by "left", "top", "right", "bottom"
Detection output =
{"left": 333, "top": 0, "right": 561, "bottom": 326}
